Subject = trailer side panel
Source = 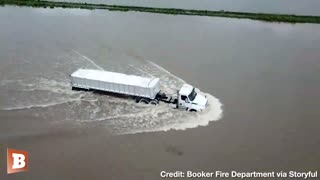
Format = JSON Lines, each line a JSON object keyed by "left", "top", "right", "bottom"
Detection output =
{"left": 71, "top": 69, "right": 160, "bottom": 99}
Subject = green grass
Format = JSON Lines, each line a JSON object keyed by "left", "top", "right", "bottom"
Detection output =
{"left": 1, "top": 0, "right": 320, "bottom": 24}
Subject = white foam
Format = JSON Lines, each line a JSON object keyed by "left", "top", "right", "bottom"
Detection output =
{"left": 117, "top": 61, "right": 223, "bottom": 134}
{"left": 1, "top": 94, "right": 85, "bottom": 111}
{"left": 72, "top": 60, "right": 224, "bottom": 135}
{"left": 117, "top": 93, "right": 223, "bottom": 135}
{"left": 1, "top": 54, "right": 223, "bottom": 135}
{"left": 0, "top": 77, "right": 85, "bottom": 111}
{"left": 162, "top": 93, "right": 223, "bottom": 130}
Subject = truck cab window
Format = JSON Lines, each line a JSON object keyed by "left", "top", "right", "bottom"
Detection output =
{"left": 181, "top": 95, "right": 187, "bottom": 101}
{"left": 188, "top": 88, "right": 197, "bottom": 101}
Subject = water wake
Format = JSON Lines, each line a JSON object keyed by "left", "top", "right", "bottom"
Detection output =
{"left": 1, "top": 96, "right": 83, "bottom": 111}
{"left": 1, "top": 51, "right": 223, "bottom": 135}
{"left": 75, "top": 60, "right": 223, "bottom": 135}
{"left": 147, "top": 60, "right": 185, "bottom": 84}
{"left": 72, "top": 50, "right": 104, "bottom": 70}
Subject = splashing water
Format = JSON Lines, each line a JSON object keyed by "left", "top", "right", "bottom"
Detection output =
{"left": 0, "top": 50, "right": 223, "bottom": 135}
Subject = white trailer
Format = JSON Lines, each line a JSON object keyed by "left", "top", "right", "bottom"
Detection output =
{"left": 71, "top": 69, "right": 160, "bottom": 99}
{"left": 71, "top": 69, "right": 208, "bottom": 112}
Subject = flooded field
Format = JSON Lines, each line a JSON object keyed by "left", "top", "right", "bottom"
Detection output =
{"left": 0, "top": 6, "right": 319, "bottom": 180}
{"left": 51, "top": 0, "right": 320, "bottom": 16}
{"left": 0, "top": 7, "right": 224, "bottom": 135}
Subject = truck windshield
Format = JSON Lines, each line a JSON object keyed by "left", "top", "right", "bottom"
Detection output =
{"left": 188, "top": 88, "right": 197, "bottom": 101}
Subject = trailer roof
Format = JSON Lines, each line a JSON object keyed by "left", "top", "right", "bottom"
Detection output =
{"left": 71, "top": 69, "right": 159, "bottom": 88}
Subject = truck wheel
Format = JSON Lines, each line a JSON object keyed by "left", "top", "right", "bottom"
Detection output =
{"left": 149, "top": 100, "right": 158, "bottom": 105}
{"left": 72, "top": 87, "right": 80, "bottom": 91}
{"left": 139, "top": 99, "right": 150, "bottom": 104}
{"left": 189, "top": 109, "right": 197, "bottom": 112}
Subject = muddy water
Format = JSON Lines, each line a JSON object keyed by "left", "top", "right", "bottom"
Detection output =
{"left": 51, "top": 0, "right": 320, "bottom": 16}
{"left": 0, "top": 7, "right": 223, "bottom": 135}
{"left": 0, "top": 7, "right": 319, "bottom": 180}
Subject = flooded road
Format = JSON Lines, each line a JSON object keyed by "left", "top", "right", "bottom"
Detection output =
{"left": 0, "top": 7, "right": 223, "bottom": 135}
{"left": 0, "top": 6, "right": 320, "bottom": 180}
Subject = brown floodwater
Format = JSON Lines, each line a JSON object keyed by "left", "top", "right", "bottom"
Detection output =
{"left": 0, "top": 6, "right": 319, "bottom": 180}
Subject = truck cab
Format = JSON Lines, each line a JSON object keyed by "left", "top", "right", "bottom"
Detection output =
{"left": 177, "top": 84, "right": 208, "bottom": 112}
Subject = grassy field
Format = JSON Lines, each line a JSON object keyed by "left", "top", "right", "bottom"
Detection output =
{"left": 1, "top": 0, "right": 320, "bottom": 23}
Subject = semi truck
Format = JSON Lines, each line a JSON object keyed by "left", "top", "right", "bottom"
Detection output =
{"left": 70, "top": 69, "right": 208, "bottom": 112}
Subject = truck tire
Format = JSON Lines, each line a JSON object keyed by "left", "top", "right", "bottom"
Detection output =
{"left": 189, "top": 109, "right": 197, "bottom": 112}
{"left": 139, "top": 98, "right": 150, "bottom": 104}
{"left": 135, "top": 97, "right": 141, "bottom": 103}
{"left": 149, "top": 100, "right": 159, "bottom": 105}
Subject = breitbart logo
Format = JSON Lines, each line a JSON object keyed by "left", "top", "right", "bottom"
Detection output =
{"left": 7, "top": 148, "right": 28, "bottom": 174}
